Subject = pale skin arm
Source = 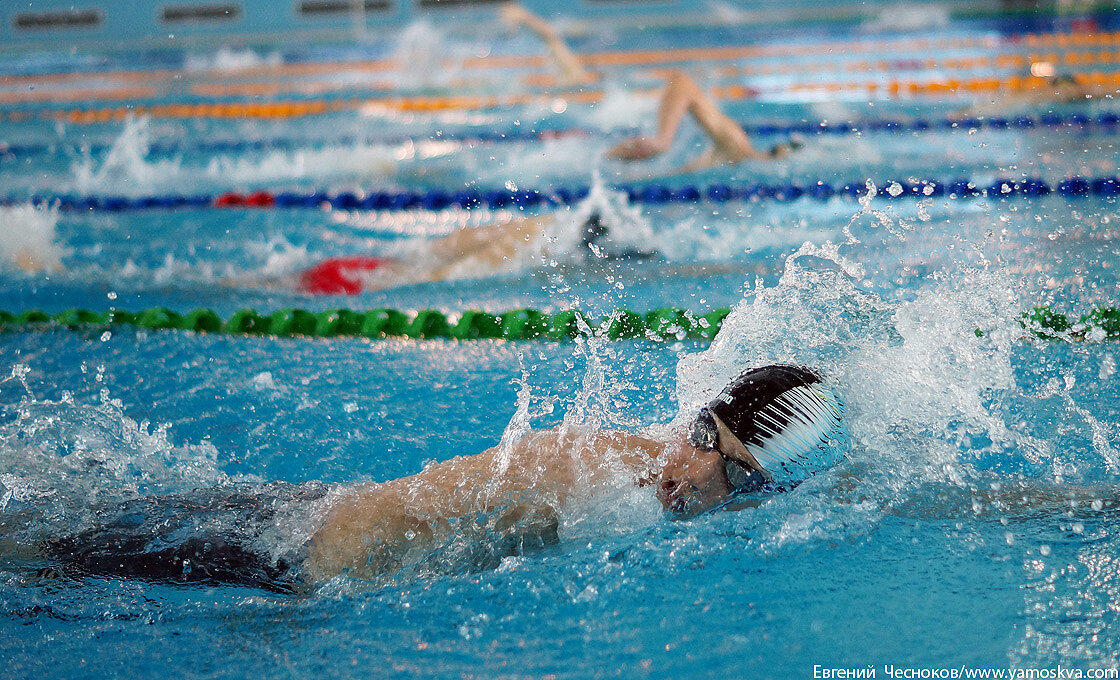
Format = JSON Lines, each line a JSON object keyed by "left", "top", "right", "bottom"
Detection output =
{"left": 425, "top": 213, "right": 552, "bottom": 279}
{"left": 352, "top": 213, "right": 552, "bottom": 292}
{"left": 607, "top": 70, "right": 763, "bottom": 171}
{"left": 12, "top": 247, "right": 61, "bottom": 274}
{"left": 305, "top": 427, "right": 665, "bottom": 580}
{"left": 501, "top": 3, "right": 593, "bottom": 86}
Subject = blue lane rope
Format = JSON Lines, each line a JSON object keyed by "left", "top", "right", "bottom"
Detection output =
{"left": 2, "top": 110, "right": 1117, "bottom": 163}
{"left": 8, "top": 175, "right": 1120, "bottom": 213}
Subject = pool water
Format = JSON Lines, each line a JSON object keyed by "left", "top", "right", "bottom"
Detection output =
{"left": 3, "top": 4, "right": 1120, "bottom": 678}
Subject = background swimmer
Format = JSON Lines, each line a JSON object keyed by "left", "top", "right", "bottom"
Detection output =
{"left": 298, "top": 187, "right": 655, "bottom": 294}
{"left": 34, "top": 365, "right": 845, "bottom": 589}
{"left": 607, "top": 70, "right": 802, "bottom": 172}
{"left": 500, "top": 3, "right": 595, "bottom": 86}
{"left": 960, "top": 72, "right": 1117, "bottom": 117}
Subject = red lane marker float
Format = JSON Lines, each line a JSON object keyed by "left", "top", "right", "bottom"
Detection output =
{"left": 299, "top": 256, "right": 384, "bottom": 295}
{"left": 213, "top": 191, "right": 276, "bottom": 208}
{"left": 246, "top": 190, "right": 275, "bottom": 207}
{"left": 214, "top": 192, "right": 245, "bottom": 207}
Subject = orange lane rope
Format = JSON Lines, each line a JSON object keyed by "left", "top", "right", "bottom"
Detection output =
{"left": 4, "top": 74, "right": 1100, "bottom": 125}
{"left": 0, "top": 28, "right": 1117, "bottom": 93}
{"left": 13, "top": 70, "right": 1120, "bottom": 123}
{"left": 28, "top": 90, "right": 608, "bottom": 124}
{"left": 4, "top": 44, "right": 1117, "bottom": 108}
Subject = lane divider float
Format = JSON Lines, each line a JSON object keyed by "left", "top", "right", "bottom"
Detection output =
{"left": 0, "top": 306, "right": 733, "bottom": 342}
{"left": 0, "top": 305, "right": 1114, "bottom": 342}
{"left": 179, "top": 47, "right": 1120, "bottom": 104}
{"left": 0, "top": 126, "right": 606, "bottom": 162}
{"left": 3, "top": 28, "right": 1114, "bottom": 91}
{"left": 4, "top": 109, "right": 1117, "bottom": 164}
{"left": 13, "top": 69, "right": 1120, "bottom": 122}
{"left": 14, "top": 175, "right": 1120, "bottom": 214}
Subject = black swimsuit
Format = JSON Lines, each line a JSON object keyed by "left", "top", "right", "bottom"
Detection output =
{"left": 44, "top": 482, "right": 329, "bottom": 593}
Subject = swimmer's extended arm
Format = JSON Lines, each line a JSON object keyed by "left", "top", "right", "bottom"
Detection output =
{"left": 501, "top": 4, "right": 592, "bottom": 86}
{"left": 607, "top": 70, "right": 759, "bottom": 167}
{"left": 425, "top": 213, "right": 553, "bottom": 280}
{"left": 307, "top": 427, "right": 663, "bottom": 579}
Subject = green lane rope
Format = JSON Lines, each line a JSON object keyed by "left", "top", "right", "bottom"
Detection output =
{"left": 0, "top": 306, "right": 731, "bottom": 342}
{"left": 0, "top": 305, "right": 1117, "bottom": 342}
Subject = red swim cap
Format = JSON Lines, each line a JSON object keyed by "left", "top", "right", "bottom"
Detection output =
{"left": 298, "top": 256, "right": 383, "bottom": 295}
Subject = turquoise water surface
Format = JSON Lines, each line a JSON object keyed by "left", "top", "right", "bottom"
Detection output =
{"left": 3, "top": 4, "right": 1120, "bottom": 678}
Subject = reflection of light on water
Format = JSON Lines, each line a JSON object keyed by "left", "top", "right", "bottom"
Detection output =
{"left": 1031, "top": 61, "right": 1056, "bottom": 78}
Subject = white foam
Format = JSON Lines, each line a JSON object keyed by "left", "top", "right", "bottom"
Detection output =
{"left": 0, "top": 202, "right": 66, "bottom": 274}
{"left": 70, "top": 115, "right": 185, "bottom": 196}
{"left": 389, "top": 20, "right": 465, "bottom": 90}
{"left": 863, "top": 2, "right": 950, "bottom": 32}
{"left": 543, "top": 172, "right": 657, "bottom": 264}
{"left": 705, "top": 0, "right": 750, "bottom": 24}
{"left": 184, "top": 46, "right": 283, "bottom": 72}
{"left": 580, "top": 85, "right": 659, "bottom": 132}
{"left": 0, "top": 382, "right": 231, "bottom": 534}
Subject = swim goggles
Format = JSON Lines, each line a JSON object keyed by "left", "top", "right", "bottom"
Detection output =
{"left": 688, "top": 406, "right": 762, "bottom": 489}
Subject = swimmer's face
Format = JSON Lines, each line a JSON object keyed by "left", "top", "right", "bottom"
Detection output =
{"left": 657, "top": 441, "right": 733, "bottom": 518}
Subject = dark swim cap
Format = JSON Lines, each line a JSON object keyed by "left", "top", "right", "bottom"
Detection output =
{"left": 689, "top": 365, "right": 846, "bottom": 486}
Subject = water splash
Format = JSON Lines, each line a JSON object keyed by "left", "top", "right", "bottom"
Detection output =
{"left": 0, "top": 383, "right": 231, "bottom": 538}
{"left": 184, "top": 46, "right": 282, "bottom": 72}
{"left": 863, "top": 2, "right": 950, "bottom": 32}
{"left": 203, "top": 142, "right": 400, "bottom": 185}
{"left": 0, "top": 202, "right": 66, "bottom": 274}
{"left": 580, "top": 85, "right": 659, "bottom": 132}
{"left": 546, "top": 171, "right": 657, "bottom": 264}
{"left": 391, "top": 20, "right": 462, "bottom": 90}
{"left": 71, "top": 116, "right": 184, "bottom": 196}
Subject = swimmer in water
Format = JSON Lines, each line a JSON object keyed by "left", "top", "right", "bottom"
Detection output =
{"left": 960, "top": 73, "right": 1117, "bottom": 117}
{"left": 500, "top": 3, "right": 595, "bottom": 86}
{"left": 34, "top": 365, "right": 845, "bottom": 590}
{"left": 607, "top": 70, "right": 801, "bottom": 173}
{"left": 298, "top": 197, "right": 654, "bottom": 295}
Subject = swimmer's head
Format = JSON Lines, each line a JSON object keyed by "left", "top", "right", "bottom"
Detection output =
{"left": 1048, "top": 74, "right": 1085, "bottom": 101}
{"left": 659, "top": 365, "right": 846, "bottom": 515}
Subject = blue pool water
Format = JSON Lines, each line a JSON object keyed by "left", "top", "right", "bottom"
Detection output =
{"left": 3, "top": 4, "right": 1120, "bottom": 678}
